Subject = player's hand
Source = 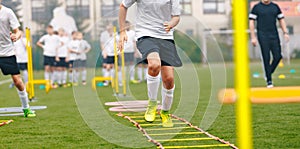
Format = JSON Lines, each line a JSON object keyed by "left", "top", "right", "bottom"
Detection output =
{"left": 10, "top": 32, "right": 18, "bottom": 42}
{"left": 102, "top": 51, "right": 108, "bottom": 59}
{"left": 251, "top": 38, "right": 258, "bottom": 47}
{"left": 163, "top": 22, "right": 173, "bottom": 33}
{"left": 284, "top": 34, "right": 290, "bottom": 43}
{"left": 65, "top": 58, "right": 69, "bottom": 62}
{"left": 118, "top": 31, "right": 128, "bottom": 52}
{"left": 56, "top": 57, "right": 60, "bottom": 62}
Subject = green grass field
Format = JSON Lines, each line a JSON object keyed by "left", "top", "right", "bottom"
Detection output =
{"left": 0, "top": 61, "right": 299, "bottom": 149}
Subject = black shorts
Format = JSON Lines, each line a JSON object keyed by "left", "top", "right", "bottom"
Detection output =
{"left": 0, "top": 56, "right": 20, "bottom": 75}
{"left": 56, "top": 57, "right": 68, "bottom": 67}
{"left": 44, "top": 56, "right": 56, "bottom": 66}
{"left": 124, "top": 53, "right": 134, "bottom": 63}
{"left": 18, "top": 63, "right": 28, "bottom": 71}
{"left": 137, "top": 36, "right": 182, "bottom": 67}
{"left": 106, "top": 56, "right": 115, "bottom": 64}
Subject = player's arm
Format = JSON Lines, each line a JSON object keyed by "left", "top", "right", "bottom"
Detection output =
{"left": 249, "top": 19, "right": 257, "bottom": 46}
{"left": 279, "top": 19, "right": 289, "bottom": 42}
{"left": 10, "top": 28, "right": 22, "bottom": 42}
{"left": 164, "top": 15, "right": 180, "bottom": 33}
{"left": 118, "top": 3, "right": 129, "bottom": 52}
{"left": 36, "top": 37, "right": 44, "bottom": 49}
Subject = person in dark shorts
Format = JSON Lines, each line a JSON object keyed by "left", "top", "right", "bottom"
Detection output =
{"left": 37, "top": 25, "right": 60, "bottom": 84}
{"left": 56, "top": 28, "right": 70, "bottom": 87}
{"left": 249, "top": 0, "right": 289, "bottom": 88}
{"left": 119, "top": 0, "right": 182, "bottom": 127}
{"left": 0, "top": 1, "right": 35, "bottom": 117}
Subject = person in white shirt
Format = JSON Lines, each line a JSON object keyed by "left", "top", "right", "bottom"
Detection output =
{"left": 123, "top": 21, "right": 137, "bottom": 83}
{"left": 0, "top": 2, "right": 35, "bottom": 117}
{"left": 119, "top": 0, "right": 182, "bottom": 127}
{"left": 77, "top": 32, "right": 91, "bottom": 85}
{"left": 67, "top": 31, "right": 81, "bottom": 85}
{"left": 13, "top": 31, "right": 28, "bottom": 85}
{"left": 37, "top": 25, "right": 60, "bottom": 85}
{"left": 55, "top": 28, "right": 70, "bottom": 87}
{"left": 100, "top": 24, "right": 114, "bottom": 86}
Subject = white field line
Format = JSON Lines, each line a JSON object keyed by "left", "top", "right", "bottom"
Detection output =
{"left": 0, "top": 79, "right": 12, "bottom": 85}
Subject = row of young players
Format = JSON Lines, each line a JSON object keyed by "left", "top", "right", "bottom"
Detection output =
{"left": 36, "top": 25, "right": 91, "bottom": 87}
{"left": 100, "top": 22, "right": 148, "bottom": 86}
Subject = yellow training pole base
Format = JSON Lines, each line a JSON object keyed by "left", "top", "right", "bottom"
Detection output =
{"left": 219, "top": 86, "right": 300, "bottom": 104}
{"left": 26, "top": 80, "right": 51, "bottom": 96}
{"left": 92, "top": 77, "right": 112, "bottom": 90}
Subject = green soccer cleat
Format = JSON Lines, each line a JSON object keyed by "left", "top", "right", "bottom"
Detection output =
{"left": 160, "top": 111, "right": 173, "bottom": 127}
{"left": 23, "top": 108, "right": 36, "bottom": 118}
{"left": 144, "top": 100, "right": 157, "bottom": 122}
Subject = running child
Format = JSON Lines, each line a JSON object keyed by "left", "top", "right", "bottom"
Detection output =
{"left": 0, "top": 2, "right": 35, "bottom": 117}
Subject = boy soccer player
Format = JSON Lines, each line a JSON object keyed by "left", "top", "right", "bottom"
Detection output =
{"left": 0, "top": 2, "right": 35, "bottom": 117}
{"left": 119, "top": 0, "right": 182, "bottom": 127}
{"left": 249, "top": 0, "right": 289, "bottom": 88}
{"left": 67, "top": 31, "right": 81, "bottom": 85}
{"left": 56, "top": 28, "right": 70, "bottom": 87}
{"left": 123, "top": 21, "right": 136, "bottom": 83}
{"left": 78, "top": 32, "right": 91, "bottom": 85}
{"left": 37, "top": 25, "right": 60, "bottom": 85}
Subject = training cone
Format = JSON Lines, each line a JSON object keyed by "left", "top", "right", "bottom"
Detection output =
{"left": 279, "top": 60, "right": 284, "bottom": 68}
{"left": 278, "top": 74, "right": 286, "bottom": 79}
{"left": 290, "top": 69, "right": 296, "bottom": 74}
{"left": 252, "top": 72, "right": 260, "bottom": 78}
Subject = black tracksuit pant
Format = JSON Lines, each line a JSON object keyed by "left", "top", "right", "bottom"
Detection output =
{"left": 258, "top": 33, "right": 282, "bottom": 83}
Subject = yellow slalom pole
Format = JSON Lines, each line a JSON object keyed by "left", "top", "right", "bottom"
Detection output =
{"left": 233, "top": 0, "right": 253, "bottom": 148}
{"left": 25, "top": 28, "right": 35, "bottom": 99}
{"left": 113, "top": 27, "right": 119, "bottom": 94}
{"left": 121, "top": 48, "right": 126, "bottom": 96}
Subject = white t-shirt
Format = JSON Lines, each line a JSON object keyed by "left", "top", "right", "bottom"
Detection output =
{"left": 124, "top": 30, "right": 135, "bottom": 53}
{"left": 0, "top": 6, "right": 20, "bottom": 57}
{"left": 15, "top": 37, "right": 28, "bottom": 63}
{"left": 100, "top": 31, "right": 119, "bottom": 56}
{"left": 57, "top": 36, "right": 70, "bottom": 58}
{"left": 79, "top": 40, "right": 91, "bottom": 60}
{"left": 38, "top": 34, "right": 60, "bottom": 57}
{"left": 122, "top": 0, "right": 181, "bottom": 40}
{"left": 67, "top": 39, "right": 81, "bottom": 61}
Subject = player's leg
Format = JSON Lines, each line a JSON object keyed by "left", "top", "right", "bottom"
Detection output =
{"left": 1, "top": 56, "right": 35, "bottom": 117}
{"left": 44, "top": 56, "right": 51, "bottom": 81}
{"left": 160, "top": 66, "right": 175, "bottom": 127}
{"left": 81, "top": 60, "right": 87, "bottom": 85}
{"left": 270, "top": 38, "right": 282, "bottom": 74}
{"left": 144, "top": 52, "right": 161, "bottom": 122}
{"left": 258, "top": 38, "right": 272, "bottom": 87}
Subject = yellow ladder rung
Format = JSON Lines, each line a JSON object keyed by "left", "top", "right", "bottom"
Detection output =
{"left": 160, "top": 144, "right": 230, "bottom": 149}
{"left": 129, "top": 115, "right": 160, "bottom": 119}
{"left": 154, "top": 137, "right": 213, "bottom": 142}
{"left": 145, "top": 132, "right": 204, "bottom": 136}
{"left": 146, "top": 127, "right": 191, "bottom": 131}
{"left": 140, "top": 123, "right": 186, "bottom": 127}
{"left": 135, "top": 119, "right": 179, "bottom": 122}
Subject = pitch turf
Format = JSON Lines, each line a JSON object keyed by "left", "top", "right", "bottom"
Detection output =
{"left": 0, "top": 61, "right": 299, "bottom": 148}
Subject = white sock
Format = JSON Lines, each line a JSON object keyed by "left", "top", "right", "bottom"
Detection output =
{"left": 118, "top": 70, "right": 123, "bottom": 85}
{"left": 57, "top": 71, "right": 62, "bottom": 84}
{"left": 104, "top": 69, "right": 110, "bottom": 77}
{"left": 73, "top": 71, "right": 79, "bottom": 83}
{"left": 129, "top": 65, "right": 135, "bottom": 80}
{"left": 17, "top": 88, "right": 29, "bottom": 109}
{"left": 102, "top": 68, "right": 105, "bottom": 76}
{"left": 147, "top": 74, "right": 160, "bottom": 101}
{"left": 161, "top": 85, "right": 175, "bottom": 111}
{"left": 69, "top": 71, "right": 73, "bottom": 82}
{"left": 63, "top": 71, "right": 67, "bottom": 84}
{"left": 23, "top": 70, "right": 28, "bottom": 84}
{"left": 137, "top": 67, "right": 143, "bottom": 81}
{"left": 144, "top": 68, "right": 148, "bottom": 80}
{"left": 45, "top": 72, "right": 50, "bottom": 80}
{"left": 82, "top": 70, "right": 87, "bottom": 82}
